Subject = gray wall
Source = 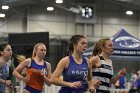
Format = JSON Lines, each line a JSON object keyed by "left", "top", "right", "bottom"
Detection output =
{"left": 0, "top": 0, "right": 139, "bottom": 72}
{"left": 0, "top": 0, "right": 139, "bottom": 41}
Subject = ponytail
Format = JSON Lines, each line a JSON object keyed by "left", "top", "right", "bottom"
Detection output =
{"left": 92, "top": 38, "right": 111, "bottom": 56}
{"left": 92, "top": 42, "right": 99, "bottom": 56}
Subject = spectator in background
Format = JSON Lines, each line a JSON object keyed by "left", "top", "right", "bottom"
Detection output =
{"left": 137, "top": 69, "right": 140, "bottom": 89}
{"left": 16, "top": 55, "right": 26, "bottom": 93}
{"left": 137, "top": 69, "right": 140, "bottom": 79}
{"left": 119, "top": 76, "right": 126, "bottom": 89}
{"left": 115, "top": 76, "right": 126, "bottom": 89}
{"left": 128, "top": 71, "right": 138, "bottom": 93}
{"left": 130, "top": 71, "right": 138, "bottom": 89}
{"left": 13, "top": 43, "right": 52, "bottom": 93}
{"left": 136, "top": 78, "right": 140, "bottom": 93}
{"left": 0, "top": 43, "right": 13, "bottom": 93}
{"left": 16, "top": 55, "right": 27, "bottom": 75}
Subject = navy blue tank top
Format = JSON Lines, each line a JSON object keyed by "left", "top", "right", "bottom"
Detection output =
{"left": 59, "top": 55, "right": 88, "bottom": 93}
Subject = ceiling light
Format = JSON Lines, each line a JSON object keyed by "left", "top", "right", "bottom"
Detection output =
{"left": 0, "top": 14, "right": 5, "bottom": 17}
{"left": 2, "top": 5, "right": 9, "bottom": 10}
{"left": 126, "top": 10, "right": 133, "bottom": 15}
{"left": 56, "top": 0, "right": 63, "bottom": 4}
{"left": 47, "top": 7, "right": 54, "bottom": 11}
{"left": 82, "top": 7, "right": 93, "bottom": 18}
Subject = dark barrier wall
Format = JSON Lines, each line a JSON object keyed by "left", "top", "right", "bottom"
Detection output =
{"left": 8, "top": 32, "right": 49, "bottom": 58}
{"left": 49, "top": 38, "right": 68, "bottom": 71}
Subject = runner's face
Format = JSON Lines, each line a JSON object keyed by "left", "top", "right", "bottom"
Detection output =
{"left": 74, "top": 38, "right": 87, "bottom": 54}
{"left": 103, "top": 40, "right": 113, "bottom": 55}
{"left": 2, "top": 45, "right": 12, "bottom": 60}
{"left": 36, "top": 44, "right": 47, "bottom": 58}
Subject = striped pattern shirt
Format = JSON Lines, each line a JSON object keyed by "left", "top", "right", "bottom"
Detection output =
{"left": 92, "top": 56, "right": 113, "bottom": 93}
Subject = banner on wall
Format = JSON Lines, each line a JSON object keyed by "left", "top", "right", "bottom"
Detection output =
{"left": 84, "top": 29, "right": 140, "bottom": 57}
{"left": 112, "top": 29, "right": 140, "bottom": 56}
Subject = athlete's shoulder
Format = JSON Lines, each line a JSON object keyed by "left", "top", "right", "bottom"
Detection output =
{"left": 21, "top": 58, "right": 32, "bottom": 68}
{"left": 58, "top": 56, "right": 69, "bottom": 66}
{"left": 60, "top": 56, "right": 69, "bottom": 62}
{"left": 44, "top": 61, "right": 51, "bottom": 67}
{"left": 0, "top": 59, "right": 5, "bottom": 68}
{"left": 89, "top": 55, "right": 98, "bottom": 62}
{"left": 24, "top": 58, "right": 31, "bottom": 63}
{"left": 89, "top": 55, "right": 101, "bottom": 67}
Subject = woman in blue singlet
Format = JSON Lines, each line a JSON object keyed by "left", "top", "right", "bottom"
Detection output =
{"left": 51, "top": 35, "right": 96, "bottom": 93}
{"left": 0, "top": 43, "right": 13, "bottom": 93}
{"left": 13, "top": 43, "right": 52, "bottom": 93}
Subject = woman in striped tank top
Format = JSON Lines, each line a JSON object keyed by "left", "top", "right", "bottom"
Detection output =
{"left": 90, "top": 38, "right": 127, "bottom": 93}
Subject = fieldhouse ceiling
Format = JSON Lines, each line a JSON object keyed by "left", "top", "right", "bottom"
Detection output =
{"left": 0, "top": 0, "right": 140, "bottom": 10}
{"left": 0, "top": 0, "right": 140, "bottom": 18}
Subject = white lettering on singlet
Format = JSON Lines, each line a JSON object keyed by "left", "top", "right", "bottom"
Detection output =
{"left": 72, "top": 70, "right": 88, "bottom": 80}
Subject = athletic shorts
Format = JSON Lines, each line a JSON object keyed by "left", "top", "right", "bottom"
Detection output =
{"left": 24, "top": 86, "right": 42, "bottom": 93}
